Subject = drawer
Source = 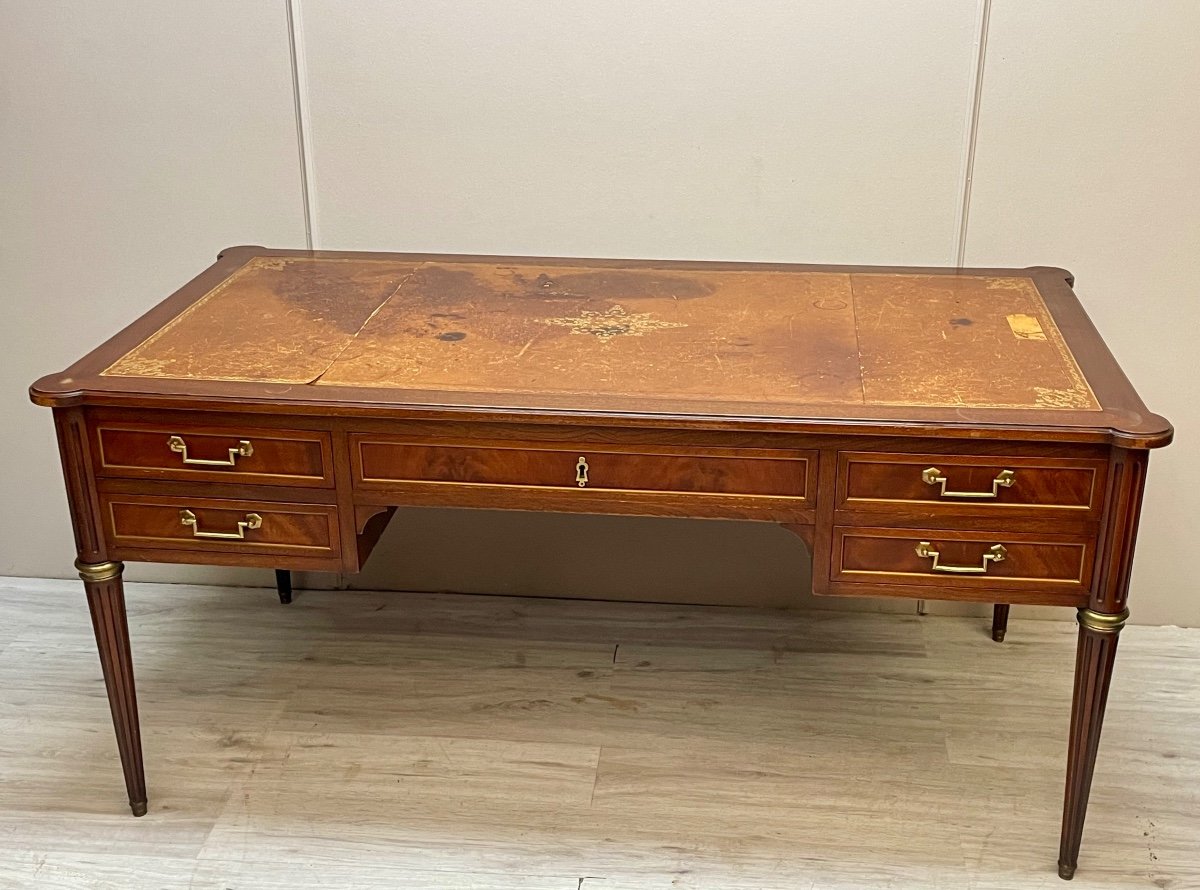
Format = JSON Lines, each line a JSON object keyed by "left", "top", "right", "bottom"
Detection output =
{"left": 93, "top": 422, "right": 333, "bottom": 487}
{"left": 350, "top": 436, "right": 812, "bottom": 501}
{"left": 832, "top": 526, "right": 1094, "bottom": 591}
{"left": 836, "top": 452, "right": 1106, "bottom": 519}
{"left": 101, "top": 494, "right": 340, "bottom": 558}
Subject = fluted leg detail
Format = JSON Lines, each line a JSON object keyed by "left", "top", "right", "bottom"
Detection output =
{"left": 77, "top": 560, "right": 147, "bottom": 817}
{"left": 1058, "top": 607, "right": 1127, "bottom": 879}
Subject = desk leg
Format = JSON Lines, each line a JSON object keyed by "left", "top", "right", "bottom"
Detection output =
{"left": 76, "top": 559, "right": 147, "bottom": 817}
{"left": 991, "top": 604, "right": 1010, "bottom": 642}
{"left": 1058, "top": 607, "right": 1128, "bottom": 880}
{"left": 275, "top": 569, "right": 293, "bottom": 605}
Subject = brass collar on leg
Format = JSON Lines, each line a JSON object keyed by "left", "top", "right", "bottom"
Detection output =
{"left": 1076, "top": 607, "right": 1130, "bottom": 634}
{"left": 74, "top": 559, "right": 124, "bottom": 583}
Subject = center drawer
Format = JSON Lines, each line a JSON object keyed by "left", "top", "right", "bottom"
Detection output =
{"left": 350, "top": 435, "right": 813, "bottom": 501}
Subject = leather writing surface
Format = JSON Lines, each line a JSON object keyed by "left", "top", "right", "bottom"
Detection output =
{"left": 104, "top": 257, "right": 418, "bottom": 383}
{"left": 852, "top": 273, "right": 1095, "bottom": 410}
{"left": 103, "top": 255, "right": 1099, "bottom": 412}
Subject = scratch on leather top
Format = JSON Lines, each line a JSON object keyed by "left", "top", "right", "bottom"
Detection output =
{"left": 102, "top": 255, "right": 1099, "bottom": 412}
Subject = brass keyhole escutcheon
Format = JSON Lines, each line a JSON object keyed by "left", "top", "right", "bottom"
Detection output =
{"left": 576, "top": 456, "right": 589, "bottom": 487}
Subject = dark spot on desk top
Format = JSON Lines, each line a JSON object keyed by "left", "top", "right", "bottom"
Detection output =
{"left": 950, "top": 317, "right": 973, "bottom": 326}
{"left": 437, "top": 331, "right": 467, "bottom": 342}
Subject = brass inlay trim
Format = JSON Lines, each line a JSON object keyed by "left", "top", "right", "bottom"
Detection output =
{"left": 75, "top": 559, "right": 123, "bottom": 583}
{"left": 1077, "top": 607, "right": 1130, "bottom": 633}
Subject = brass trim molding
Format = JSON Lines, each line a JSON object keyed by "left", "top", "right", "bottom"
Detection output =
{"left": 1077, "top": 607, "right": 1130, "bottom": 634}
{"left": 74, "top": 559, "right": 124, "bottom": 583}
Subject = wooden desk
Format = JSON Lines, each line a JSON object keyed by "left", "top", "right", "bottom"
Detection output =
{"left": 30, "top": 248, "right": 1171, "bottom": 880}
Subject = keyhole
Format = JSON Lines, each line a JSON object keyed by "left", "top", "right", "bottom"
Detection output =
{"left": 576, "top": 456, "right": 589, "bottom": 487}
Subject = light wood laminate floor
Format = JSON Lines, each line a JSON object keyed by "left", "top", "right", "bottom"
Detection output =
{"left": 0, "top": 576, "right": 1197, "bottom": 889}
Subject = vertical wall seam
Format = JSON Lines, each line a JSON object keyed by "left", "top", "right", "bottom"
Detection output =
{"left": 954, "top": 0, "right": 992, "bottom": 269}
{"left": 286, "top": 0, "right": 318, "bottom": 250}
{"left": 922, "top": 0, "right": 991, "bottom": 613}
{"left": 286, "top": 0, "right": 328, "bottom": 586}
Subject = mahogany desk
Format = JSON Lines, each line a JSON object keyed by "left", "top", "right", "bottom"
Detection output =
{"left": 30, "top": 248, "right": 1172, "bottom": 880}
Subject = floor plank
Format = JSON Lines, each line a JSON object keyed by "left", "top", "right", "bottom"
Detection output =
{"left": 0, "top": 576, "right": 1196, "bottom": 888}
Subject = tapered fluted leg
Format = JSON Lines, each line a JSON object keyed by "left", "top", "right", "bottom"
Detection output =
{"left": 275, "top": 569, "right": 293, "bottom": 605}
{"left": 1058, "top": 607, "right": 1127, "bottom": 879}
{"left": 77, "top": 559, "right": 147, "bottom": 817}
{"left": 991, "top": 604, "right": 1010, "bottom": 642}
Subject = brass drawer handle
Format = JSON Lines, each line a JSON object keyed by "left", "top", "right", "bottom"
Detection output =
{"left": 576, "top": 456, "right": 589, "bottom": 487}
{"left": 179, "top": 509, "right": 262, "bottom": 540}
{"left": 168, "top": 435, "right": 253, "bottom": 467}
{"left": 922, "top": 466, "right": 1015, "bottom": 499}
{"left": 915, "top": 541, "right": 1007, "bottom": 574}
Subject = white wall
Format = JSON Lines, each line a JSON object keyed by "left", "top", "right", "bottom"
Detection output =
{"left": 2, "top": 1, "right": 1196, "bottom": 626}
{"left": 963, "top": 1, "right": 1200, "bottom": 627}
{"left": 0, "top": 0, "right": 308, "bottom": 586}
{"left": 299, "top": 1, "right": 978, "bottom": 264}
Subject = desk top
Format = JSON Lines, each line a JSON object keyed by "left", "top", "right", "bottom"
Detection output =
{"left": 32, "top": 247, "right": 1170, "bottom": 447}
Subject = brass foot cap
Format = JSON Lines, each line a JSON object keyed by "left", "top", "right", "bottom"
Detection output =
{"left": 130, "top": 800, "right": 148, "bottom": 817}
{"left": 1058, "top": 862, "right": 1076, "bottom": 880}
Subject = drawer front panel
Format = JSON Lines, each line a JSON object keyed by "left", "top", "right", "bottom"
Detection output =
{"left": 103, "top": 495, "right": 339, "bottom": 557}
{"left": 832, "top": 527, "right": 1093, "bottom": 590}
{"left": 95, "top": 423, "right": 333, "bottom": 487}
{"left": 837, "top": 452, "right": 1106, "bottom": 518}
{"left": 353, "top": 437, "right": 812, "bottom": 501}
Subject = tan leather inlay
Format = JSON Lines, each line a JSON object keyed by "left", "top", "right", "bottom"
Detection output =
{"left": 102, "top": 256, "right": 1099, "bottom": 412}
{"left": 313, "top": 262, "right": 865, "bottom": 405}
{"left": 104, "top": 257, "right": 418, "bottom": 383}
{"left": 852, "top": 274, "right": 1096, "bottom": 410}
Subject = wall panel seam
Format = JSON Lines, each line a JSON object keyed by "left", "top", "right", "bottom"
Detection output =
{"left": 954, "top": 0, "right": 992, "bottom": 269}
{"left": 286, "top": 0, "right": 318, "bottom": 250}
